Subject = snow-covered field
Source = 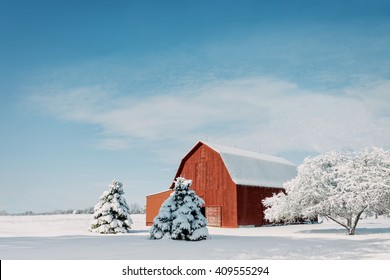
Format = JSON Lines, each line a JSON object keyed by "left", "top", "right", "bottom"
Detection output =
{"left": 1, "top": 214, "right": 389, "bottom": 259}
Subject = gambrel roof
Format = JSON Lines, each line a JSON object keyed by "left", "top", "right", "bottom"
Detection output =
{"left": 204, "top": 142, "right": 297, "bottom": 188}
{"left": 172, "top": 141, "right": 296, "bottom": 189}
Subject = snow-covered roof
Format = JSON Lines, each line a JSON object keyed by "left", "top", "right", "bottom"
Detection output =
{"left": 204, "top": 142, "right": 297, "bottom": 188}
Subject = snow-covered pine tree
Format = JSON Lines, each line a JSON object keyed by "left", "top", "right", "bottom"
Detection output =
{"left": 150, "top": 177, "right": 209, "bottom": 241}
{"left": 89, "top": 180, "right": 133, "bottom": 234}
{"left": 171, "top": 177, "right": 209, "bottom": 241}
{"left": 149, "top": 194, "right": 176, "bottom": 239}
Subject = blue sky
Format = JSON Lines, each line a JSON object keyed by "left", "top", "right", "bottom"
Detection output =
{"left": 1, "top": 0, "right": 390, "bottom": 213}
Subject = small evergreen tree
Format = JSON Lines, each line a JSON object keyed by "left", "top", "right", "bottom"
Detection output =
{"left": 150, "top": 177, "right": 209, "bottom": 241}
{"left": 89, "top": 180, "right": 133, "bottom": 234}
{"left": 149, "top": 195, "right": 176, "bottom": 239}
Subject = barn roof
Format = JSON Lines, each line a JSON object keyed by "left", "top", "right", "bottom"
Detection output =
{"left": 202, "top": 141, "right": 297, "bottom": 188}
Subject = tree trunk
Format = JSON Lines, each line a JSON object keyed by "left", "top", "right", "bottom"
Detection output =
{"left": 348, "top": 209, "right": 366, "bottom": 236}
{"left": 324, "top": 214, "right": 359, "bottom": 235}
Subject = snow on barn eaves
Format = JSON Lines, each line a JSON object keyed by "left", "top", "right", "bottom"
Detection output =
{"left": 205, "top": 142, "right": 297, "bottom": 188}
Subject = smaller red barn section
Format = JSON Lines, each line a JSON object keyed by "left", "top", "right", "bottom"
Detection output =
{"left": 145, "top": 190, "right": 172, "bottom": 226}
{"left": 146, "top": 141, "right": 297, "bottom": 227}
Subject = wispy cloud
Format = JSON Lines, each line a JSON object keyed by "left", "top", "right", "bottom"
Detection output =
{"left": 28, "top": 76, "right": 390, "bottom": 159}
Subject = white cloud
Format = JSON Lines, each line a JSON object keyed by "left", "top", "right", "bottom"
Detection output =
{"left": 29, "top": 85, "right": 113, "bottom": 121}
{"left": 95, "top": 138, "right": 130, "bottom": 150}
{"left": 28, "top": 76, "right": 390, "bottom": 159}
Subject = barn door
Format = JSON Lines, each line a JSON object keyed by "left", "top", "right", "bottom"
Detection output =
{"left": 206, "top": 206, "right": 222, "bottom": 227}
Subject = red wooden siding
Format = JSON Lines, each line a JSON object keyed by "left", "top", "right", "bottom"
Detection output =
{"left": 145, "top": 190, "right": 172, "bottom": 226}
{"left": 176, "top": 143, "right": 238, "bottom": 227}
{"left": 237, "top": 186, "right": 284, "bottom": 226}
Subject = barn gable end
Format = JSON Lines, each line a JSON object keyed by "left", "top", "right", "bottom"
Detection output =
{"left": 174, "top": 142, "right": 239, "bottom": 227}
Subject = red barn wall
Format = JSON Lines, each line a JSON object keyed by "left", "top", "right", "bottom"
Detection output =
{"left": 237, "top": 186, "right": 284, "bottom": 226}
{"left": 178, "top": 143, "right": 238, "bottom": 227}
{"left": 145, "top": 190, "right": 172, "bottom": 226}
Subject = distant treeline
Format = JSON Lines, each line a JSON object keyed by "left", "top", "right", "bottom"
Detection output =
{"left": 0, "top": 203, "right": 145, "bottom": 216}
{"left": 0, "top": 207, "right": 94, "bottom": 216}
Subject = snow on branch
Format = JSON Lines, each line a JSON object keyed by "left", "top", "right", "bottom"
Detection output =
{"left": 263, "top": 147, "right": 390, "bottom": 235}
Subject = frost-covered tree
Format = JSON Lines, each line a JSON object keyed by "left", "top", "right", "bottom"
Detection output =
{"left": 129, "top": 203, "right": 145, "bottom": 214}
{"left": 150, "top": 177, "right": 209, "bottom": 241}
{"left": 262, "top": 188, "right": 305, "bottom": 224}
{"left": 263, "top": 148, "right": 390, "bottom": 235}
{"left": 89, "top": 180, "right": 133, "bottom": 234}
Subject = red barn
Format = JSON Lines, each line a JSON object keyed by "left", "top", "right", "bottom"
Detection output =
{"left": 146, "top": 141, "right": 297, "bottom": 227}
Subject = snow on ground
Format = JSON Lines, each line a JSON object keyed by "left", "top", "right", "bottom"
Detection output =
{"left": 0, "top": 214, "right": 389, "bottom": 259}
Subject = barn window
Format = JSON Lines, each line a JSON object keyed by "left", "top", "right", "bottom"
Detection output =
{"left": 195, "top": 163, "right": 205, "bottom": 189}
{"left": 200, "top": 147, "right": 206, "bottom": 159}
